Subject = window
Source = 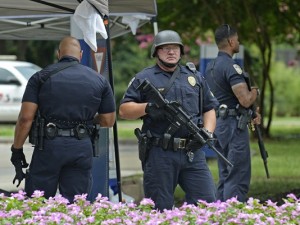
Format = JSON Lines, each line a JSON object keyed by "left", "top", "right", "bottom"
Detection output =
{"left": 0, "top": 68, "right": 16, "bottom": 84}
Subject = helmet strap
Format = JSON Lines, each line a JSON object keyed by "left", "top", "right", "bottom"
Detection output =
{"left": 158, "top": 57, "right": 181, "bottom": 68}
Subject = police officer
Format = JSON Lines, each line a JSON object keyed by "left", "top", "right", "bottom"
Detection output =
{"left": 119, "top": 30, "right": 218, "bottom": 211}
{"left": 205, "top": 24, "right": 261, "bottom": 202}
{"left": 10, "top": 36, "right": 116, "bottom": 203}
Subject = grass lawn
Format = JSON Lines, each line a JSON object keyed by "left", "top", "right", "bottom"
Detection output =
{"left": 172, "top": 137, "right": 300, "bottom": 205}
{"left": 174, "top": 117, "right": 300, "bottom": 205}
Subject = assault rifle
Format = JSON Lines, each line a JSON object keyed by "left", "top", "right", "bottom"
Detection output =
{"left": 244, "top": 72, "right": 270, "bottom": 178}
{"left": 137, "top": 79, "right": 233, "bottom": 167}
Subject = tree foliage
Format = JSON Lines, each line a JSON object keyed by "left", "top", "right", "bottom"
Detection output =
{"left": 0, "top": 1, "right": 299, "bottom": 136}
{"left": 110, "top": 32, "right": 155, "bottom": 108}
{"left": 154, "top": 0, "right": 300, "bottom": 136}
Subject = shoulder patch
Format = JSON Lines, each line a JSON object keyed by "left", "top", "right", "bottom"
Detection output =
{"left": 186, "top": 62, "right": 197, "bottom": 74}
{"left": 233, "top": 64, "right": 243, "bottom": 74}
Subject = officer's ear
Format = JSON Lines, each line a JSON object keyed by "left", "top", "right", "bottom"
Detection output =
{"left": 79, "top": 50, "right": 83, "bottom": 61}
{"left": 56, "top": 49, "right": 61, "bottom": 60}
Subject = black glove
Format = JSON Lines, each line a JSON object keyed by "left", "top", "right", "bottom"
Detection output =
{"left": 186, "top": 136, "right": 204, "bottom": 151}
{"left": 145, "top": 103, "right": 165, "bottom": 121}
{"left": 186, "top": 130, "right": 215, "bottom": 151}
{"left": 10, "top": 145, "right": 29, "bottom": 187}
{"left": 201, "top": 129, "right": 216, "bottom": 146}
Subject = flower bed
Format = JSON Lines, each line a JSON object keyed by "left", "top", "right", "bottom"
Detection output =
{"left": 0, "top": 190, "right": 299, "bottom": 224}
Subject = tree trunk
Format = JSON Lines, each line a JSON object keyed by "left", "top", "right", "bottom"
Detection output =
{"left": 17, "top": 40, "right": 28, "bottom": 61}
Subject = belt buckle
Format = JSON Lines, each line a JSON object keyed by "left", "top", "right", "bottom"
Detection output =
{"left": 178, "top": 138, "right": 186, "bottom": 149}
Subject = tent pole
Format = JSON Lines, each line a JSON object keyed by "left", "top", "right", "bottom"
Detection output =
{"left": 152, "top": 16, "right": 158, "bottom": 35}
{"left": 103, "top": 15, "right": 123, "bottom": 203}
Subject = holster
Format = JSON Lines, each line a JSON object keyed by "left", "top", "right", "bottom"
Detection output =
{"left": 236, "top": 104, "right": 253, "bottom": 130}
{"left": 29, "top": 112, "right": 45, "bottom": 150}
{"left": 29, "top": 115, "right": 39, "bottom": 146}
{"left": 91, "top": 124, "right": 100, "bottom": 157}
{"left": 134, "top": 128, "right": 151, "bottom": 164}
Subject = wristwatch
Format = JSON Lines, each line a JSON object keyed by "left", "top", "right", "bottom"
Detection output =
{"left": 203, "top": 128, "right": 214, "bottom": 139}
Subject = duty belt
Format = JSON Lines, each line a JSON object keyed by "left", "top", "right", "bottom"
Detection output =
{"left": 56, "top": 128, "right": 76, "bottom": 137}
{"left": 151, "top": 137, "right": 190, "bottom": 151}
{"left": 45, "top": 123, "right": 90, "bottom": 139}
{"left": 216, "top": 108, "right": 238, "bottom": 118}
{"left": 216, "top": 109, "right": 237, "bottom": 116}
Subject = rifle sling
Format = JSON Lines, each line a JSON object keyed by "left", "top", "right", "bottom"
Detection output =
{"left": 161, "top": 66, "right": 180, "bottom": 96}
{"left": 40, "top": 61, "right": 78, "bottom": 85}
{"left": 37, "top": 60, "right": 79, "bottom": 115}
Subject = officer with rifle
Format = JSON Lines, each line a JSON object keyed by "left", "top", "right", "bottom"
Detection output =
{"left": 119, "top": 30, "right": 219, "bottom": 211}
{"left": 10, "top": 36, "right": 116, "bottom": 203}
{"left": 205, "top": 24, "right": 262, "bottom": 202}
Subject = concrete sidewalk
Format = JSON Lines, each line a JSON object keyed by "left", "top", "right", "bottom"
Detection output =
{"left": 0, "top": 137, "right": 143, "bottom": 197}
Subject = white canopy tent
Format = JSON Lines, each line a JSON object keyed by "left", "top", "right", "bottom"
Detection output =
{"left": 0, "top": 0, "right": 157, "bottom": 40}
{"left": 0, "top": 0, "right": 157, "bottom": 202}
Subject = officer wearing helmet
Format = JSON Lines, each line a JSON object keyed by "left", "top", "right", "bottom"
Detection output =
{"left": 119, "top": 30, "right": 219, "bottom": 210}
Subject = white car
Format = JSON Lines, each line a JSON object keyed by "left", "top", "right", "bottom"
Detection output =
{"left": 0, "top": 61, "right": 41, "bottom": 124}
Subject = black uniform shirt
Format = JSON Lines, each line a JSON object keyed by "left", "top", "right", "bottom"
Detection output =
{"left": 120, "top": 64, "right": 218, "bottom": 137}
{"left": 205, "top": 51, "right": 246, "bottom": 109}
{"left": 22, "top": 56, "right": 115, "bottom": 127}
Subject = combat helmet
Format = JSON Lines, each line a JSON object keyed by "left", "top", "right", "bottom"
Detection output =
{"left": 151, "top": 30, "right": 184, "bottom": 57}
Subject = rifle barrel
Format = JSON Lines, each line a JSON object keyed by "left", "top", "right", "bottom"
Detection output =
{"left": 254, "top": 124, "right": 270, "bottom": 178}
{"left": 206, "top": 141, "right": 233, "bottom": 167}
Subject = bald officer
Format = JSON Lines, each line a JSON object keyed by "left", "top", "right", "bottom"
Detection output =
{"left": 10, "top": 36, "right": 116, "bottom": 202}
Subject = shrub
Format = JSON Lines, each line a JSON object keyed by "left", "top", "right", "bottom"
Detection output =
{"left": 1, "top": 190, "right": 299, "bottom": 224}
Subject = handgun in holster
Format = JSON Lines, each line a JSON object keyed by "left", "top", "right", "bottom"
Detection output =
{"left": 29, "top": 111, "right": 45, "bottom": 150}
{"left": 29, "top": 114, "right": 39, "bottom": 146}
{"left": 236, "top": 104, "right": 253, "bottom": 130}
{"left": 91, "top": 124, "right": 101, "bottom": 157}
{"left": 134, "top": 128, "right": 151, "bottom": 164}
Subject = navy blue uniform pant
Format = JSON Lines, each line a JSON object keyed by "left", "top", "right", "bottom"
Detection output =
{"left": 215, "top": 117, "right": 251, "bottom": 202}
{"left": 25, "top": 137, "right": 93, "bottom": 203}
{"left": 143, "top": 146, "right": 216, "bottom": 211}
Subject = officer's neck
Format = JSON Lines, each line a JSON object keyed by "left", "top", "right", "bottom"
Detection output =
{"left": 157, "top": 60, "right": 178, "bottom": 72}
{"left": 219, "top": 49, "right": 234, "bottom": 57}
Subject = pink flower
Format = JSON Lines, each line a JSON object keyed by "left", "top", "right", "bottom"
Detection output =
{"left": 140, "top": 198, "right": 155, "bottom": 207}
{"left": 11, "top": 190, "right": 26, "bottom": 200}
{"left": 31, "top": 190, "right": 45, "bottom": 198}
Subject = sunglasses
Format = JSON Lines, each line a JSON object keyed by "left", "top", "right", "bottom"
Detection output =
{"left": 224, "top": 24, "right": 231, "bottom": 38}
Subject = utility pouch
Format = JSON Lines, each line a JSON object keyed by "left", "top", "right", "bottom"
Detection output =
{"left": 218, "top": 104, "right": 228, "bottom": 119}
{"left": 134, "top": 128, "right": 150, "bottom": 163}
{"left": 75, "top": 124, "right": 88, "bottom": 140}
{"left": 45, "top": 123, "right": 57, "bottom": 139}
{"left": 162, "top": 133, "right": 172, "bottom": 150}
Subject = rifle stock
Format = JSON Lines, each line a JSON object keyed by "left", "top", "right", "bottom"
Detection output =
{"left": 137, "top": 79, "right": 233, "bottom": 167}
